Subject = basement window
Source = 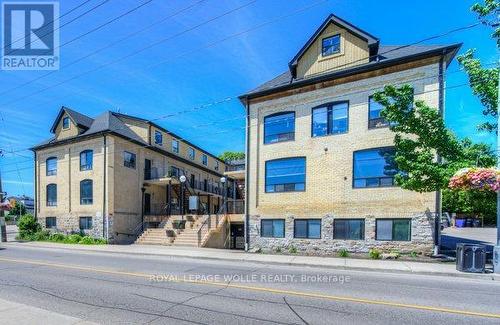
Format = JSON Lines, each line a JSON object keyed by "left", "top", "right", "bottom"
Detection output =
{"left": 79, "top": 217, "right": 93, "bottom": 230}
{"left": 376, "top": 219, "right": 411, "bottom": 241}
{"left": 261, "top": 219, "right": 285, "bottom": 238}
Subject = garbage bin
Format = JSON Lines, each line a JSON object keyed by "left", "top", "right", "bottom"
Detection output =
{"left": 456, "top": 243, "right": 486, "bottom": 273}
{"left": 455, "top": 219, "right": 465, "bottom": 228}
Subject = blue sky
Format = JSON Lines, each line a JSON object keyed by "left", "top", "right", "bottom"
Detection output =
{"left": 0, "top": 0, "right": 497, "bottom": 197}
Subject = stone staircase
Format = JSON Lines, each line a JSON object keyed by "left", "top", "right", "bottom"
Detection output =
{"left": 135, "top": 215, "right": 219, "bottom": 247}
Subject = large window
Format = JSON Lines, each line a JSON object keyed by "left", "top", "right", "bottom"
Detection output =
{"left": 202, "top": 154, "right": 208, "bottom": 166}
{"left": 214, "top": 160, "right": 219, "bottom": 171}
{"left": 322, "top": 34, "right": 340, "bottom": 56}
{"left": 312, "top": 102, "right": 348, "bottom": 137}
{"left": 265, "top": 157, "right": 305, "bottom": 193}
{"left": 46, "top": 184, "right": 57, "bottom": 206}
{"left": 46, "top": 157, "right": 57, "bottom": 176}
{"left": 123, "top": 151, "right": 136, "bottom": 169}
{"left": 79, "top": 217, "right": 93, "bottom": 230}
{"left": 79, "top": 150, "right": 93, "bottom": 171}
{"left": 294, "top": 219, "right": 321, "bottom": 239}
{"left": 334, "top": 219, "right": 365, "bottom": 240}
{"left": 368, "top": 96, "right": 389, "bottom": 129}
{"left": 376, "top": 219, "right": 411, "bottom": 241}
{"left": 154, "top": 130, "right": 163, "bottom": 145}
{"left": 80, "top": 179, "right": 93, "bottom": 205}
{"left": 264, "top": 112, "right": 295, "bottom": 144}
{"left": 172, "top": 139, "right": 179, "bottom": 153}
{"left": 45, "top": 217, "right": 56, "bottom": 229}
{"left": 62, "top": 116, "right": 70, "bottom": 129}
{"left": 353, "top": 148, "right": 398, "bottom": 188}
{"left": 261, "top": 219, "right": 285, "bottom": 238}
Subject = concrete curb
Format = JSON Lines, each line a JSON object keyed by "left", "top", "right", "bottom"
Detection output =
{"left": 5, "top": 242, "right": 499, "bottom": 281}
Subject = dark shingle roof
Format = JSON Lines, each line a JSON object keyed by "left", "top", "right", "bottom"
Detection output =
{"left": 35, "top": 111, "right": 148, "bottom": 149}
{"left": 85, "top": 111, "right": 147, "bottom": 144}
{"left": 49, "top": 106, "right": 93, "bottom": 133}
{"left": 243, "top": 44, "right": 461, "bottom": 98}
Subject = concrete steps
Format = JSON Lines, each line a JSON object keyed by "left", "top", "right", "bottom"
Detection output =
{"left": 135, "top": 216, "right": 204, "bottom": 247}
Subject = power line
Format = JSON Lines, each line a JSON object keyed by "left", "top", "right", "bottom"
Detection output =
{"left": 2, "top": 0, "right": 94, "bottom": 51}
{"left": 0, "top": 0, "right": 484, "bottom": 123}
{"left": 0, "top": 79, "right": 477, "bottom": 175}
{"left": 0, "top": 0, "right": 206, "bottom": 97}
{"left": 0, "top": 0, "right": 274, "bottom": 109}
{"left": 4, "top": 0, "right": 111, "bottom": 56}
{"left": 4, "top": 58, "right": 497, "bottom": 157}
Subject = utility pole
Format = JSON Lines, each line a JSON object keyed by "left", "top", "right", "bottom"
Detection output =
{"left": 495, "top": 61, "right": 500, "bottom": 273}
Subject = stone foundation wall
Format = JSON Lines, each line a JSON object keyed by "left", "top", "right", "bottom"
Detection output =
{"left": 249, "top": 213, "right": 434, "bottom": 255}
{"left": 39, "top": 213, "right": 106, "bottom": 239}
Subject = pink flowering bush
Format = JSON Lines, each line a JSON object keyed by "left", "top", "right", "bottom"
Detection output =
{"left": 449, "top": 168, "right": 500, "bottom": 192}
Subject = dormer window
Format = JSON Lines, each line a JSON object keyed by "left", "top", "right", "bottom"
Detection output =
{"left": 322, "top": 34, "right": 340, "bottom": 57}
{"left": 62, "top": 117, "right": 70, "bottom": 129}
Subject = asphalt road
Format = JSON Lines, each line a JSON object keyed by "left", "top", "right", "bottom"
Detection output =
{"left": 0, "top": 244, "right": 499, "bottom": 325}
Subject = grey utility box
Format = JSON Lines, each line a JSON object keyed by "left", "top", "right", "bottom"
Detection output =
{"left": 456, "top": 243, "right": 486, "bottom": 273}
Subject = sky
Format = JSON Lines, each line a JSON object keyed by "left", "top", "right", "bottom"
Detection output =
{"left": 0, "top": 0, "right": 497, "bottom": 198}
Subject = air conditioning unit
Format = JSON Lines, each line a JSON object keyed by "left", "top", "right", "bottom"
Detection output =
{"left": 456, "top": 243, "right": 486, "bottom": 273}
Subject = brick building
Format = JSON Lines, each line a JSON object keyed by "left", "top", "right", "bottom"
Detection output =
{"left": 239, "top": 14, "right": 461, "bottom": 254}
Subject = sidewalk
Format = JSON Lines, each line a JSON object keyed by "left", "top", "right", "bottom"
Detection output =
{"left": 0, "top": 298, "right": 97, "bottom": 325}
{"left": 4, "top": 241, "right": 499, "bottom": 280}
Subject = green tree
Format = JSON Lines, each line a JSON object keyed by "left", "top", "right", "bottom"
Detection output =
{"left": 373, "top": 85, "right": 496, "bottom": 192}
{"left": 457, "top": 0, "right": 499, "bottom": 132}
{"left": 443, "top": 190, "right": 497, "bottom": 225}
{"left": 218, "top": 151, "right": 245, "bottom": 162}
{"left": 373, "top": 85, "right": 464, "bottom": 192}
{"left": 9, "top": 201, "right": 26, "bottom": 216}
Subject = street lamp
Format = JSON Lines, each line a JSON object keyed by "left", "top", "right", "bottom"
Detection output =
{"left": 220, "top": 177, "right": 227, "bottom": 215}
{"left": 179, "top": 175, "right": 186, "bottom": 220}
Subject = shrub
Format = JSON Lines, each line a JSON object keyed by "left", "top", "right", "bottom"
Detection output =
{"left": 78, "top": 236, "right": 95, "bottom": 245}
{"left": 93, "top": 238, "right": 107, "bottom": 245}
{"left": 64, "top": 234, "right": 82, "bottom": 244}
{"left": 49, "top": 233, "right": 66, "bottom": 242}
{"left": 17, "top": 214, "right": 41, "bottom": 239}
{"left": 369, "top": 249, "right": 381, "bottom": 259}
{"left": 275, "top": 246, "right": 282, "bottom": 253}
{"left": 289, "top": 246, "right": 297, "bottom": 254}
{"left": 33, "top": 230, "right": 50, "bottom": 241}
{"left": 338, "top": 248, "right": 349, "bottom": 258}
{"left": 409, "top": 251, "right": 419, "bottom": 258}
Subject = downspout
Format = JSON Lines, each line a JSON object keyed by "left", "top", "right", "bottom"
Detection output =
{"left": 434, "top": 54, "right": 445, "bottom": 256}
{"left": 103, "top": 135, "right": 107, "bottom": 239}
{"left": 244, "top": 97, "right": 251, "bottom": 251}
{"left": 33, "top": 151, "right": 37, "bottom": 220}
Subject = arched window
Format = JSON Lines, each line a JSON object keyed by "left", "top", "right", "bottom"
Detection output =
{"left": 46, "top": 184, "right": 57, "bottom": 206}
{"left": 46, "top": 157, "right": 57, "bottom": 176}
{"left": 80, "top": 179, "right": 93, "bottom": 205}
{"left": 80, "top": 150, "right": 93, "bottom": 171}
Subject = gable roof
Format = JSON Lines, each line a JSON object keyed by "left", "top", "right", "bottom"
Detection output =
{"left": 242, "top": 43, "right": 461, "bottom": 100}
{"left": 288, "top": 14, "right": 380, "bottom": 78}
{"left": 49, "top": 106, "right": 94, "bottom": 133}
{"left": 33, "top": 109, "right": 226, "bottom": 165}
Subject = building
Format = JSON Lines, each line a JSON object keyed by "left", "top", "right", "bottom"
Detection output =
{"left": 32, "top": 107, "right": 243, "bottom": 244}
{"left": 7, "top": 195, "right": 34, "bottom": 214}
{"left": 239, "top": 14, "right": 461, "bottom": 254}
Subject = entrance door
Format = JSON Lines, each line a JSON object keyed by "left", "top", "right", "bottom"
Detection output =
{"left": 144, "top": 193, "right": 151, "bottom": 215}
{"left": 230, "top": 223, "right": 245, "bottom": 250}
